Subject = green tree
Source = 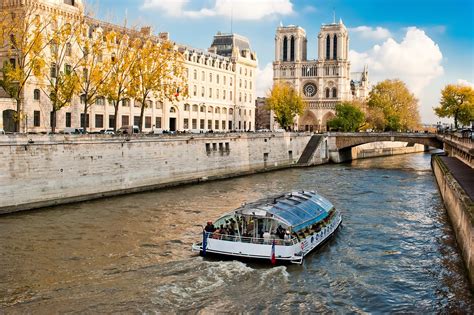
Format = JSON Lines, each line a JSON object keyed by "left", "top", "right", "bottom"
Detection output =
{"left": 367, "top": 79, "right": 420, "bottom": 131}
{"left": 328, "top": 102, "right": 365, "bottom": 132}
{"left": 0, "top": 8, "right": 49, "bottom": 132}
{"left": 265, "top": 82, "right": 305, "bottom": 131}
{"left": 434, "top": 84, "right": 474, "bottom": 128}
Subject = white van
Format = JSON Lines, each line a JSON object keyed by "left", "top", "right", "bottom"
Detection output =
{"left": 63, "top": 127, "right": 85, "bottom": 134}
{"left": 117, "top": 125, "right": 140, "bottom": 135}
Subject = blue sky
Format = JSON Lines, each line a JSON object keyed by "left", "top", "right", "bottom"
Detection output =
{"left": 92, "top": 0, "right": 474, "bottom": 124}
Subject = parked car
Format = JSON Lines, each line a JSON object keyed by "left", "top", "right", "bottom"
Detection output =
{"left": 0, "top": 128, "right": 5, "bottom": 134}
{"left": 63, "top": 127, "right": 85, "bottom": 134}
{"left": 116, "top": 125, "right": 140, "bottom": 135}
{"left": 100, "top": 128, "right": 115, "bottom": 135}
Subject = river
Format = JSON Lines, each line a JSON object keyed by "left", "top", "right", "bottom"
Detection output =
{"left": 0, "top": 152, "right": 472, "bottom": 313}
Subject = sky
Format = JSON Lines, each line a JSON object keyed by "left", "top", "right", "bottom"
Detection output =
{"left": 91, "top": 0, "right": 474, "bottom": 124}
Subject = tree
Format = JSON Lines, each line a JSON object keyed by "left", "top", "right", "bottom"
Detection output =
{"left": 328, "top": 102, "right": 365, "bottom": 132}
{"left": 76, "top": 16, "right": 112, "bottom": 132}
{"left": 0, "top": 7, "right": 50, "bottom": 132}
{"left": 101, "top": 28, "right": 141, "bottom": 131}
{"left": 367, "top": 79, "right": 420, "bottom": 131}
{"left": 265, "top": 82, "right": 305, "bottom": 130}
{"left": 43, "top": 17, "right": 81, "bottom": 133}
{"left": 434, "top": 84, "right": 474, "bottom": 128}
{"left": 130, "top": 38, "right": 187, "bottom": 132}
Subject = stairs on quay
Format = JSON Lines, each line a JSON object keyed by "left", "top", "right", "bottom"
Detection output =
{"left": 297, "top": 135, "right": 323, "bottom": 166}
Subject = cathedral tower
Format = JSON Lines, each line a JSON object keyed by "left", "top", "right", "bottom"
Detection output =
{"left": 275, "top": 25, "right": 307, "bottom": 62}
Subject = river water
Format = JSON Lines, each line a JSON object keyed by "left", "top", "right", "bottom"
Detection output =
{"left": 1, "top": 152, "right": 472, "bottom": 313}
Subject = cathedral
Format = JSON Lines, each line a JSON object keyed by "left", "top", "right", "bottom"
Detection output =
{"left": 273, "top": 19, "right": 369, "bottom": 132}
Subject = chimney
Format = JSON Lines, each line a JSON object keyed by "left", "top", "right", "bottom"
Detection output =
{"left": 159, "top": 32, "right": 170, "bottom": 41}
{"left": 140, "top": 26, "right": 152, "bottom": 36}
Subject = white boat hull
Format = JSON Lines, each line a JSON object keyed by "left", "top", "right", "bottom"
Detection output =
{"left": 192, "top": 214, "right": 342, "bottom": 264}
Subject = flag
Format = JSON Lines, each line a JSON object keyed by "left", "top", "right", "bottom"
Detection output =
{"left": 202, "top": 230, "right": 208, "bottom": 256}
{"left": 174, "top": 87, "right": 180, "bottom": 97}
{"left": 271, "top": 239, "right": 276, "bottom": 265}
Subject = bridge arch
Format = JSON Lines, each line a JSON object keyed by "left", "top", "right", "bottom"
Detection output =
{"left": 331, "top": 133, "right": 443, "bottom": 150}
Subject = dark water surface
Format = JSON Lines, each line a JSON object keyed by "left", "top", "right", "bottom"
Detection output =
{"left": 1, "top": 153, "right": 472, "bottom": 313}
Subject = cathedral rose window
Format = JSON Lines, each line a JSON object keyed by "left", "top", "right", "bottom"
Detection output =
{"left": 303, "top": 83, "right": 317, "bottom": 97}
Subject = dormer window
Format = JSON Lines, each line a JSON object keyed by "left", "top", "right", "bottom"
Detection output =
{"left": 64, "top": 0, "right": 76, "bottom": 6}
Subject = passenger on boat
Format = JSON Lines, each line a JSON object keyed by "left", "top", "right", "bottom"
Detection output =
{"left": 284, "top": 230, "right": 291, "bottom": 242}
{"left": 263, "top": 231, "right": 271, "bottom": 243}
{"left": 276, "top": 225, "right": 285, "bottom": 239}
{"left": 204, "top": 221, "right": 215, "bottom": 233}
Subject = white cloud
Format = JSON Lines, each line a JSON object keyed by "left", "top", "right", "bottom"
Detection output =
{"left": 142, "top": 0, "right": 294, "bottom": 20}
{"left": 142, "top": 0, "right": 189, "bottom": 16}
{"left": 349, "top": 27, "right": 443, "bottom": 96}
{"left": 457, "top": 79, "right": 474, "bottom": 88}
{"left": 349, "top": 26, "right": 391, "bottom": 40}
{"left": 302, "top": 5, "right": 317, "bottom": 14}
{"left": 256, "top": 63, "right": 274, "bottom": 97}
{"left": 349, "top": 27, "right": 444, "bottom": 123}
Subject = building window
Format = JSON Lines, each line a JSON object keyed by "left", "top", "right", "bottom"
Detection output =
{"left": 229, "top": 108, "right": 233, "bottom": 115}
{"left": 201, "top": 71, "right": 205, "bottom": 81}
{"left": 184, "top": 103, "right": 190, "bottom": 111}
{"left": 230, "top": 78, "right": 233, "bottom": 86}
{"left": 34, "top": 110, "right": 40, "bottom": 127}
{"left": 332, "top": 87, "right": 337, "bottom": 98}
{"left": 80, "top": 113, "right": 89, "bottom": 128}
{"left": 250, "top": 82, "right": 252, "bottom": 89}
{"left": 155, "top": 101, "right": 163, "bottom": 109}
{"left": 200, "top": 105, "right": 205, "bottom": 113}
{"left": 223, "top": 108, "right": 227, "bottom": 114}
{"left": 134, "top": 100, "right": 140, "bottom": 107}
{"left": 122, "top": 115, "right": 129, "bottom": 126}
{"left": 66, "top": 43, "right": 72, "bottom": 56}
{"left": 65, "top": 112, "right": 71, "bottom": 127}
{"left": 208, "top": 106, "right": 213, "bottom": 113}
{"left": 290, "top": 36, "right": 295, "bottom": 61}
{"left": 146, "top": 100, "right": 153, "bottom": 108}
{"left": 216, "top": 75, "right": 219, "bottom": 84}
{"left": 170, "top": 107, "right": 176, "bottom": 113}
{"left": 209, "top": 73, "right": 212, "bottom": 82}
{"left": 208, "top": 120, "right": 212, "bottom": 130}
{"left": 192, "top": 118, "right": 197, "bottom": 129}
{"left": 64, "top": 64, "right": 71, "bottom": 75}
{"left": 216, "top": 89, "right": 219, "bottom": 99}
{"left": 33, "top": 89, "right": 40, "bottom": 100}
{"left": 95, "top": 114, "right": 104, "bottom": 128}
{"left": 283, "top": 36, "right": 288, "bottom": 61}
{"left": 239, "top": 92, "right": 242, "bottom": 102}
{"left": 333, "top": 34, "right": 337, "bottom": 59}
{"left": 201, "top": 86, "right": 205, "bottom": 97}
{"left": 145, "top": 116, "right": 151, "bottom": 128}
{"left": 134, "top": 116, "right": 140, "bottom": 126}
{"left": 200, "top": 119, "right": 205, "bottom": 129}
{"left": 222, "top": 120, "right": 226, "bottom": 130}
{"left": 325, "top": 88, "right": 330, "bottom": 98}
{"left": 192, "top": 104, "right": 198, "bottom": 112}
{"left": 326, "top": 34, "right": 331, "bottom": 60}
{"left": 122, "top": 99, "right": 130, "bottom": 107}
{"left": 193, "top": 85, "right": 197, "bottom": 96}
{"left": 209, "top": 88, "right": 212, "bottom": 98}
{"left": 109, "top": 115, "right": 115, "bottom": 128}
{"left": 223, "top": 90, "right": 226, "bottom": 100}
{"left": 215, "top": 107, "right": 220, "bottom": 114}
{"left": 239, "top": 79, "right": 242, "bottom": 88}
{"left": 193, "top": 69, "right": 197, "bottom": 80}
{"left": 155, "top": 117, "right": 162, "bottom": 128}
{"left": 230, "top": 91, "right": 233, "bottom": 101}
{"left": 184, "top": 118, "right": 189, "bottom": 129}
{"left": 223, "top": 76, "right": 226, "bottom": 85}
{"left": 96, "top": 96, "right": 105, "bottom": 105}
{"left": 51, "top": 63, "right": 57, "bottom": 78}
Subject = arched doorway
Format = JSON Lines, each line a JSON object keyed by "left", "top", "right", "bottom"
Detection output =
{"left": 298, "top": 110, "right": 317, "bottom": 132}
{"left": 2, "top": 110, "right": 15, "bottom": 132}
{"left": 321, "top": 112, "right": 336, "bottom": 131}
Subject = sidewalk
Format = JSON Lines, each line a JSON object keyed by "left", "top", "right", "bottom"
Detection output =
{"left": 439, "top": 156, "right": 474, "bottom": 200}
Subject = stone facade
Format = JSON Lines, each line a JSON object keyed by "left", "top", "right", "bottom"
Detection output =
{"left": 0, "top": 0, "right": 257, "bottom": 133}
{"left": 273, "top": 20, "right": 369, "bottom": 132}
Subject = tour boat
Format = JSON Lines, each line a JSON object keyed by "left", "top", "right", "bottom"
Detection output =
{"left": 191, "top": 191, "right": 342, "bottom": 264}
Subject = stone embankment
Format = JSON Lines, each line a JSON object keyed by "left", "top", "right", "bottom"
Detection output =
{"left": 432, "top": 154, "right": 474, "bottom": 288}
{"left": 0, "top": 132, "right": 427, "bottom": 214}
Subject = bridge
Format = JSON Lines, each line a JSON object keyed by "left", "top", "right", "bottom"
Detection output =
{"left": 295, "top": 132, "right": 472, "bottom": 165}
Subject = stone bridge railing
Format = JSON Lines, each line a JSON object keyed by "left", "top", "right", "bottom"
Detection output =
{"left": 327, "top": 132, "right": 443, "bottom": 150}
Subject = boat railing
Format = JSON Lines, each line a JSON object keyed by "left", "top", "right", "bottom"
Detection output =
{"left": 204, "top": 232, "right": 299, "bottom": 246}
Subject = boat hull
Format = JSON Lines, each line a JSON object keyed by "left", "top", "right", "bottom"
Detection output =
{"left": 192, "top": 215, "right": 342, "bottom": 264}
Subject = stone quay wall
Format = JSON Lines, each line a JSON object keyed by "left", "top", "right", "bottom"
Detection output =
{"left": 431, "top": 155, "right": 474, "bottom": 287}
{"left": 0, "top": 133, "right": 312, "bottom": 214}
{"left": 1, "top": 132, "right": 434, "bottom": 215}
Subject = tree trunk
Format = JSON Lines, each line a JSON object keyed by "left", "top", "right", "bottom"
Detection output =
{"left": 113, "top": 100, "right": 119, "bottom": 131}
{"left": 51, "top": 109, "right": 57, "bottom": 133}
{"left": 83, "top": 95, "right": 89, "bottom": 133}
{"left": 15, "top": 98, "right": 21, "bottom": 133}
{"left": 139, "top": 99, "right": 145, "bottom": 132}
